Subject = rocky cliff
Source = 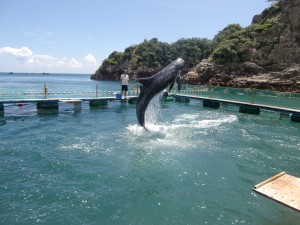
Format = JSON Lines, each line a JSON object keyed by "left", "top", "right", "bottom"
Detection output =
{"left": 186, "top": 0, "right": 300, "bottom": 92}
{"left": 92, "top": 0, "right": 300, "bottom": 93}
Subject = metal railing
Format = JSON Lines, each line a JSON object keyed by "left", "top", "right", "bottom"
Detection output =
{"left": 0, "top": 83, "right": 141, "bottom": 100}
{"left": 1, "top": 83, "right": 300, "bottom": 110}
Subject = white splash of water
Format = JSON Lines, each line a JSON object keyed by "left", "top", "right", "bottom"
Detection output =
{"left": 126, "top": 123, "right": 168, "bottom": 138}
{"left": 172, "top": 114, "right": 238, "bottom": 129}
{"left": 128, "top": 110, "right": 237, "bottom": 140}
{"left": 144, "top": 93, "right": 162, "bottom": 127}
{"left": 127, "top": 91, "right": 238, "bottom": 150}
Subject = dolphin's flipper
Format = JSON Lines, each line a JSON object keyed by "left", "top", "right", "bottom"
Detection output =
{"left": 176, "top": 76, "right": 182, "bottom": 92}
{"left": 168, "top": 75, "right": 182, "bottom": 92}
{"left": 168, "top": 80, "right": 175, "bottom": 92}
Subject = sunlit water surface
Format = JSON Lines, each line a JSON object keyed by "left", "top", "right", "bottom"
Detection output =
{"left": 0, "top": 73, "right": 300, "bottom": 225}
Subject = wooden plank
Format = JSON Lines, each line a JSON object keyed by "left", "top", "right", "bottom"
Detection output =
{"left": 254, "top": 171, "right": 286, "bottom": 189}
{"left": 253, "top": 172, "right": 300, "bottom": 212}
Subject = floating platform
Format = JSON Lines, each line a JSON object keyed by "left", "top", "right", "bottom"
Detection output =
{"left": 253, "top": 172, "right": 300, "bottom": 212}
{"left": 173, "top": 94, "right": 300, "bottom": 122}
{"left": 0, "top": 96, "right": 138, "bottom": 115}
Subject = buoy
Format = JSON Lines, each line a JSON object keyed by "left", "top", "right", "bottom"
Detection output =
{"left": 239, "top": 105, "right": 260, "bottom": 115}
{"left": 89, "top": 100, "right": 108, "bottom": 107}
{"left": 203, "top": 99, "right": 220, "bottom": 108}
{"left": 291, "top": 113, "right": 300, "bottom": 123}
{"left": 161, "top": 96, "right": 173, "bottom": 102}
{"left": 174, "top": 96, "right": 190, "bottom": 102}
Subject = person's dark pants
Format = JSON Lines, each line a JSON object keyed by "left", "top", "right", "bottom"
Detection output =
{"left": 121, "top": 85, "right": 128, "bottom": 92}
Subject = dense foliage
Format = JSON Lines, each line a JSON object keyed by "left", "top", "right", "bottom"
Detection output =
{"left": 94, "top": 38, "right": 211, "bottom": 79}
{"left": 93, "top": 1, "right": 285, "bottom": 79}
{"left": 210, "top": 24, "right": 256, "bottom": 65}
{"left": 209, "top": 2, "right": 283, "bottom": 65}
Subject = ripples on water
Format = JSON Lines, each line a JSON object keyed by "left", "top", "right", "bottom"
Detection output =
{"left": 1, "top": 97, "right": 300, "bottom": 225}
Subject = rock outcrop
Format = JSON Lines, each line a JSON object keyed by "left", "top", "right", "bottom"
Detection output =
{"left": 186, "top": 60, "right": 300, "bottom": 92}
{"left": 92, "top": 0, "right": 300, "bottom": 93}
{"left": 184, "top": 0, "right": 300, "bottom": 92}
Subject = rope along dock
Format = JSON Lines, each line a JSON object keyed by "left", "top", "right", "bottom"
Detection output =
{"left": 1, "top": 89, "right": 300, "bottom": 123}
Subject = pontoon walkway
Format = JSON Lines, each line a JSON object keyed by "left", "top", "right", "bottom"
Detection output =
{"left": 173, "top": 94, "right": 300, "bottom": 122}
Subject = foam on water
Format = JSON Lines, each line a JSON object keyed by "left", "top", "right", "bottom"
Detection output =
{"left": 128, "top": 92, "right": 237, "bottom": 141}
{"left": 126, "top": 123, "right": 168, "bottom": 138}
{"left": 172, "top": 113, "right": 237, "bottom": 129}
{"left": 126, "top": 111, "right": 238, "bottom": 153}
{"left": 127, "top": 109, "right": 237, "bottom": 137}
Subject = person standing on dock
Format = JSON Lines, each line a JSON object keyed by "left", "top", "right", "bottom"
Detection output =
{"left": 120, "top": 70, "right": 129, "bottom": 99}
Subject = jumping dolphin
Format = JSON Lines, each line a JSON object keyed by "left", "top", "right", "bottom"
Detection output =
{"left": 136, "top": 58, "right": 185, "bottom": 130}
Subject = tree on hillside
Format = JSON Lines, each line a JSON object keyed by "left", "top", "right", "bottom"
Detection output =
{"left": 211, "top": 24, "right": 255, "bottom": 65}
{"left": 92, "top": 37, "right": 213, "bottom": 79}
{"left": 211, "top": 24, "right": 243, "bottom": 50}
{"left": 132, "top": 38, "right": 171, "bottom": 70}
{"left": 171, "top": 38, "right": 211, "bottom": 69}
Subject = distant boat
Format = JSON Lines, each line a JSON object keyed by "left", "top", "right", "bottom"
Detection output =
{"left": 9, "top": 72, "right": 13, "bottom": 74}
{"left": 41, "top": 72, "right": 50, "bottom": 75}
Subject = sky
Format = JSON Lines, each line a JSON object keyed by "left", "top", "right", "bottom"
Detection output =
{"left": 0, "top": 0, "right": 271, "bottom": 74}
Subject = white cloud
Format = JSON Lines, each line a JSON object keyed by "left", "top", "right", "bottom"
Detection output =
{"left": 83, "top": 54, "right": 98, "bottom": 67}
{"left": 68, "top": 58, "right": 82, "bottom": 68}
{"left": 0, "top": 46, "right": 33, "bottom": 60}
{"left": 24, "top": 30, "right": 55, "bottom": 37}
{"left": 0, "top": 46, "right": 99, "bottom": 73}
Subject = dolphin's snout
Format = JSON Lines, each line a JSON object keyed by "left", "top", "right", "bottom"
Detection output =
{"left": 176, "top": 58, "right": 185, "bottom": 68}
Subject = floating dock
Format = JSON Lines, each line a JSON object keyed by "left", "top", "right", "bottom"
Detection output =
{"left": 0, "top": 96, "right": 138, "bottom": 115}
{"left": 1, "top": 94, "right": 300, "bottom": 123}
{"left": 174, "top": 94, "right": 300, "bottom": 122}
{"left": 253, "top": 172, "right": 300, "bottom": 212}
{"left": 174, "top": 94, "right": 300, "bottom": 114}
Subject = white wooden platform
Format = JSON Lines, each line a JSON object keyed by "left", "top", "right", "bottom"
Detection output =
{"left": 253, "top": 172, "right": 300, "bottom": 212}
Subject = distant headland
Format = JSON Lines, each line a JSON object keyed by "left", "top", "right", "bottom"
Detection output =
{"left": 91, "top": 0, "right": 300, "bottom": 93}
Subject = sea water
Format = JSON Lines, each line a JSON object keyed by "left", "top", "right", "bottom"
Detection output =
{"left": 0, "top": 73, "right": 300, "bottom": 225}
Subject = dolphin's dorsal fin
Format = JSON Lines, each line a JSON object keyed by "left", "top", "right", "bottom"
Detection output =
{"left": 137, "top": 77, "right": 154, "bottom": 93}
{"left": 137, "top": 77, "right": 152, "bottom": 87}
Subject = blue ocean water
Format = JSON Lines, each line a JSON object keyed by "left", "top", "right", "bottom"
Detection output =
{"left": 0, "top": 73, "right": 300, "bottom": 225}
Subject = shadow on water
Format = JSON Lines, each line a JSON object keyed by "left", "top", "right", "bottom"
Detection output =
{"left": 37, "top": 109, "right": 59, "bottom": 116}
{"left": 0, "top": 117, "right": 6, "bottom": 125}
{"left": 89, "top": 105, "right": 109, "bottom": 112}
{"left": 114, "top": 101, "right": 136, "bottom": 114}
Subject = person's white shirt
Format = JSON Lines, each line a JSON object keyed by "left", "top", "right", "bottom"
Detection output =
{"left": 120, "top": 74, "right": 129, "bottom": 85}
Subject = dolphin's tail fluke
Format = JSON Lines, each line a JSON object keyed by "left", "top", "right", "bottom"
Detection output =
{"left": 143, "top": 126, "right": 150, "bottom": 132}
